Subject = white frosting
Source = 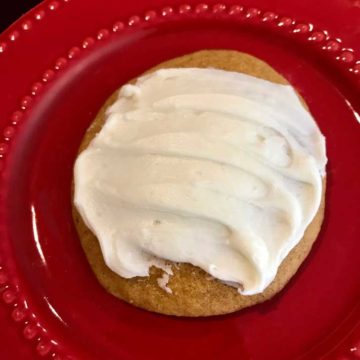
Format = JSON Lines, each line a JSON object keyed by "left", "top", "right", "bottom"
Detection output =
{"left": 74, "top": 68, "right": 327, "bottom": 295}
{"left": 157, "top": 273, "right": 172, "bottom": 294}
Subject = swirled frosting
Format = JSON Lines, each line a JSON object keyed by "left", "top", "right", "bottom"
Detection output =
{"left": 74, "top": 68, "right": 327, "bottom": 295}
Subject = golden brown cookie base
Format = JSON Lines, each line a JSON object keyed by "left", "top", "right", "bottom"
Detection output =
{"left": 73, "top": 50, "right": 326, "bottom": 317}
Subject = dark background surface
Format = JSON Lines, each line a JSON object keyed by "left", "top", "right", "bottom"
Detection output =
{"left": 0, "top": 1, "right": 42, "bottom": 32}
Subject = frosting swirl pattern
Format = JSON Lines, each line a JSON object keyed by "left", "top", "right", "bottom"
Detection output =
{"left": 74, "top": 68, "right": 327, "bottom": 295}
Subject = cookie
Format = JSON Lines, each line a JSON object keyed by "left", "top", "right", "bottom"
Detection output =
{"left": 73, "top": 50, "right": 326, "bottom": 316}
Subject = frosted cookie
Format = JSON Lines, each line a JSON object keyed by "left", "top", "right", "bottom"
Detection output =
{"left": 73, "top": 50, "right": 327, "bottom": 316}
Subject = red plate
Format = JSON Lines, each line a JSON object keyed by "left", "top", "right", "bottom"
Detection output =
{"left": 1, "top": 1, "right": 360, "bottom": 359}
